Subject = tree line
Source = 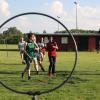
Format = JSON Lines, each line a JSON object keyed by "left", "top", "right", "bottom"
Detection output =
{"left": 55, "top": 29, "right": 100, "bottom": 34}
{"left": 0, "top": 27, "right": 23, "bottom": 44}
{"left": 0, "top": 27, "right": 100, "bottom": 44}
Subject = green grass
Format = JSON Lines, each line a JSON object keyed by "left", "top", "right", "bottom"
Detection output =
{"left": 0, "top": 44, "right": 17, "bottom": 49}
{"left": 0, "top": 49, "right": 100, "bottom": 100}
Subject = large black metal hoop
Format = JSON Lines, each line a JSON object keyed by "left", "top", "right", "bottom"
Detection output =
{"left": 0, "top": 12, "right": 78, "bottom": 96}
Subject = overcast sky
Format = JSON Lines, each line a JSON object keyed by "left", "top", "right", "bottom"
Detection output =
{"left": 0, "top": 0, "right": 100, "bottom": 33}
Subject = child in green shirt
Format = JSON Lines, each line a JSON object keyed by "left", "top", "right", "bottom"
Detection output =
{"left": 21, "top": 33, "right": 39, "bottom": 80}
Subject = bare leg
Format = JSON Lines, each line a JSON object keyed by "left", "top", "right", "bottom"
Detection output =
{"left": 22, "top": 66, "right": 28, "bottom": 78}
{"left": 28, "top": 68, "right": 31, "bottom": 76}
{"left": 21, "top": 53, "right": 23, "bottom": 60}
{"left": 28, "top": 68, "right": 31, "bottom": 80}
{"left": 38, "top": 61, "right": 45, "bottom": 72}
{"left": 20, "top": 53, "right": 25, "bottom": 64}
{"left": 33, "top": 58, "right": 39, "bottom": 74}
{"left": 41, "top": 53, "right": 44, "bottom": 62}
{"left": 22, "top": 59, "right": 31, "bottom": 79}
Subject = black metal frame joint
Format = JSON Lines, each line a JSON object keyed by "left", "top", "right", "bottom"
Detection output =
{"left": 27, "top": 91, "right": 41, "bottom": 96}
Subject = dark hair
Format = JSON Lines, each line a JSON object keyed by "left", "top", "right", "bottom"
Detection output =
{"left": 27, "top": 33, "right": 34, "bottom": 39}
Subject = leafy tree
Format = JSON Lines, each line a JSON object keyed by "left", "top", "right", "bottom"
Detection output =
{"left": 2, "top": 27, "right": 23, "bottom": 44}
{"left": 55, "top": 29, "right": 98, "bottom": 34}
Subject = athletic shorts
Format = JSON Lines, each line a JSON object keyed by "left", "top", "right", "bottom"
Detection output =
{"left": 34, "top": 53, "right": 41, "bottom": 61}
{"left": 24, "top": 54, "right": 32, "bottom": 68}
{"left": 20, "top": 50, "right": 24, "bottom": 54}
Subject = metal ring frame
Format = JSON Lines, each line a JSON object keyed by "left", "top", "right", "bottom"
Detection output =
{"left": 0, "top": 12, "right": 78, "bottom": 96}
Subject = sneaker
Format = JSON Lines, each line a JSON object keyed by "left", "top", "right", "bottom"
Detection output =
{"left": 37, "top": 71, "right": 39, "bottom": 75}
{"left": 48, "top": 73, "right": 52, "bottom": 77}
{"left": 52, "top": 73, "right": 56, "bottom": 76}
{"left": 28, "top": 76, "right": 31, "bottom": 80}
{"left": 21, "top": 73, "right": 24, "bottom": 79}
{"left": 41, "top": 68, "right": 45, "bottom": 72}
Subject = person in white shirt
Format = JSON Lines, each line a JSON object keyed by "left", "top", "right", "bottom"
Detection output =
{"left": 38, "top": 37, "right": 46, "bottom": 61}
{"left": 18, "top": 37, "right": 26, "bottom": 64}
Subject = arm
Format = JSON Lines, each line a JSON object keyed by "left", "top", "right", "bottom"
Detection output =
{"left": 52, "top": 42, "right": 58, "bottom": 50}
{"left": 24, "top": 42, "right": 27, "bottom": 53}
{"left": 34, "top": 41, "right": 39, "bottom": 51}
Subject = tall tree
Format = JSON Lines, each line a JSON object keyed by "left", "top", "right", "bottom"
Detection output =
{"left": 3, "top": 27, "right": 23, "bottom": 44}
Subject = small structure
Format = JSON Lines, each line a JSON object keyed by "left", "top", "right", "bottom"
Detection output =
{"left": 35, "top": 33, "right": 100, "bottom": 51}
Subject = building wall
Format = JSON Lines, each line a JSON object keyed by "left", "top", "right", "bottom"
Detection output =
{"left": 96, "top": 36, "right": 100, "bottom": 50}
{"left": 35, "top": 34, "right": 99, "bottom": 51}
{"left": 88, "top": 36, "right": 96, "bottom": 51}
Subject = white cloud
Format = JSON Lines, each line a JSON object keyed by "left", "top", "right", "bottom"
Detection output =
{"left": 50, "top": 0, "right": 66, "bottom": 15}
{"left": 49, "top": 3, "right": 100, "bottom": 30}
{"left": 77, "top": 5, "right": 100, "bottom": 30}
{"left": 0, "top": 0, "right": 10, "bottom": 16}
{"left": 78, "top": 5, "right": 97, "bottom": 17}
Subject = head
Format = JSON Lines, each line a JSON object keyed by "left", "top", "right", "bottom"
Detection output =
{"left": 27, "top": 33, "right": 36, "bottom": 41}
{"left": 48, "top": 36, "right": 53, "bottom": 42}
{"left": 20, "top": 37, "right": 24, "bottom": 42}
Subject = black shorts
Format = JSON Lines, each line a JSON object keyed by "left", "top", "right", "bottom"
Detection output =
{"left": 20, "top": 50, "right": 24, "bottom": 54}
{"left": 24, "top": 54, "right": 32, "bottom": 68}
{"left": 49, "top": 56, "right": 56, "bottom": 63}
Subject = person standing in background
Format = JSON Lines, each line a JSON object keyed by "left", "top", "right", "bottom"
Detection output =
{"left": 46, "top": 37, "right": 58, "bottom": 76}
{"left": 18, "top": 37, "right": 26, "bottom": 64}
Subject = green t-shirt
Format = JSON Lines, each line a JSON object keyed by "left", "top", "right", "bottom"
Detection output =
{"left": 26, "top": 42, "right": 36, "bottom": 58}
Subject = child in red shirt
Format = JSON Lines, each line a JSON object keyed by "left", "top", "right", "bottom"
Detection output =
{"left": 46, "top": 37, "right": 58, "bottom": 76}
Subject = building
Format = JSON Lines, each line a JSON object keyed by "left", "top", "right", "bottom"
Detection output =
{"left": 35, "top": 33, "right": 100, "bottom": 51}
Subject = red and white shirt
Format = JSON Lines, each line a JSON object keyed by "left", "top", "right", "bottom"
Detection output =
{"left": 46, "top": 41, "right": 58, "bottom": 56}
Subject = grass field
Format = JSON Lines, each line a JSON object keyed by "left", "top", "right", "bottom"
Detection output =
{"left": 0, "top": 48, "right": 100, "bottom": 100}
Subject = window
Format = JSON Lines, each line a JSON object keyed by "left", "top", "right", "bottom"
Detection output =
{"left": 61, "top": 37, "right": 68, "bottom": 44}
{"left": 44, "top": 37, "right": 49, "bottom": 43}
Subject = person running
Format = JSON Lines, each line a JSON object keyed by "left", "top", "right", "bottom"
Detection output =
{"left": 34, "top": 37, "right": 45, "bottom": 72}
{"left": 18, "top": 37, "right": 26, "bottom": 64}
{"left": 46, "top": 36, "right": 58, "bottom": 76}
{"left": 21, "top": 33, "right": 39, "bottom": 80}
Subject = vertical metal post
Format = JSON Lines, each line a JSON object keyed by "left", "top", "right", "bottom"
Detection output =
{"left": 74, "top": 1, "right": 78, "bottom": 30}
{"left": 32, "top": 95, "right": 38, "bottom": 100}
